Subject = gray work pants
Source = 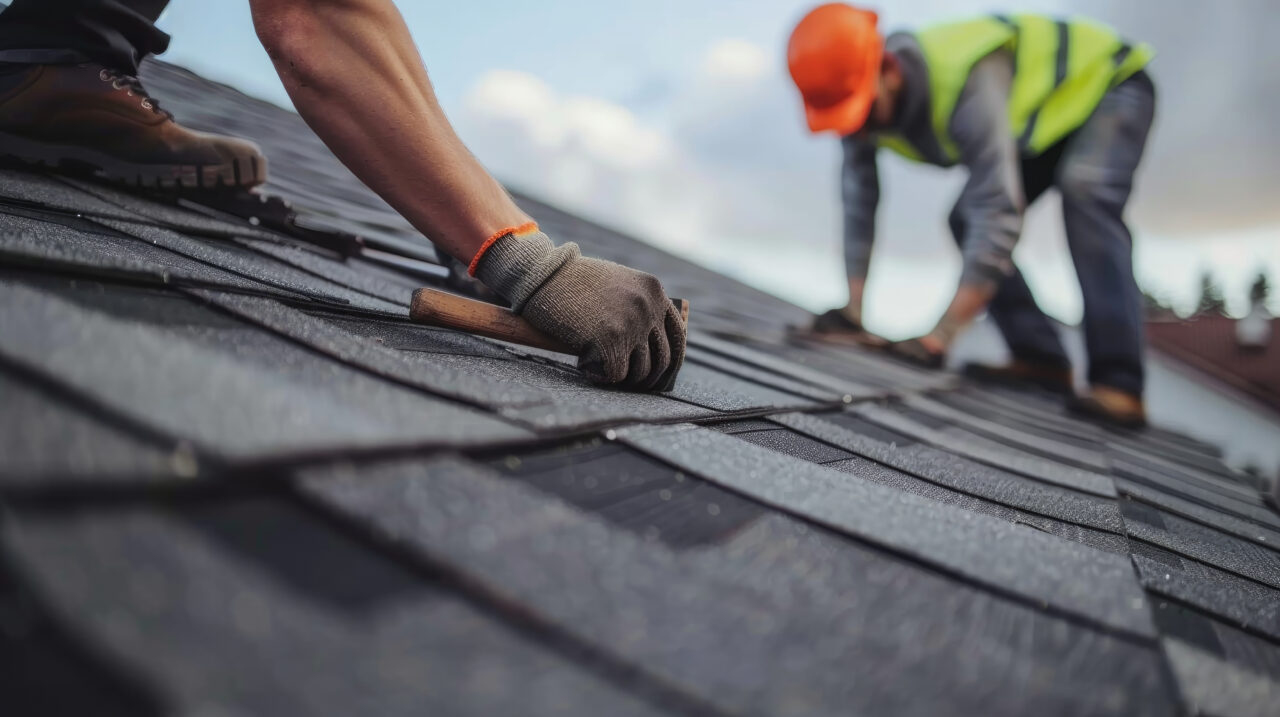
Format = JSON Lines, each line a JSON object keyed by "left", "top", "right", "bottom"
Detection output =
{"left": 951, "top": 71, "right": 1156, "bottom": 395}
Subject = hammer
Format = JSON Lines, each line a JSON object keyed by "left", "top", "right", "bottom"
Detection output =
{"left": 410, "top": 287, "right": 690, "bottom": 355}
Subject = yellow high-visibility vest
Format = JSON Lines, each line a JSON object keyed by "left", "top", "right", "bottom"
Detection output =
{"left": 878, "top": 14, "right": 1153, "bottom": 164}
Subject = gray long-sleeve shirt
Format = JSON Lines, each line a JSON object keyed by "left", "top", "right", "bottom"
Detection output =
{"left": 843, "top": 33, "right": 1024, "bottom": 288}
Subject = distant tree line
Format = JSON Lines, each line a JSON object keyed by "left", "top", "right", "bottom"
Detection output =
{"left": 1143, "top": 269, "right": 1271, "bottom": 318}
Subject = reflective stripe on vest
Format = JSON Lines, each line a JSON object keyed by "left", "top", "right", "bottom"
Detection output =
{"left": 877, "top": 14, "right": 1153, "bottom": 164}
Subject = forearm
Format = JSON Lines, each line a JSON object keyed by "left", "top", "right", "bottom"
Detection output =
{"left": 845, "top": 277, "right": 867, "bottom": 322}
{"left": 249, "top": 0, "right": 686, "bottom": 390}
{"left": 952, "top": 142, "right": 1021, "bottom": 290}
{"left": 840, "top": 136, "right": 879, "bottom": 283}
{"left": 841, "top": 216, "right": 872, "bottom": 323}
{"left": 932, "top": 281, "right": 997, "bottom": 343}
{"left": 946, "top": 50, "right": 1022, "bottom": 329}
{"left": 957, "top": 219, "right": 1018, "bottom": 287}
{"left": 843, "top": 236, "right": 875, "bottom": 285}
{"left": 250, "top": 0, "right": 529, "bottom": 263}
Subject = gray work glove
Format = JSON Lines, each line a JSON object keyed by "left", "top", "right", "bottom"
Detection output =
{"left": 474, "top": 229, "right": 686, "bottom": 391}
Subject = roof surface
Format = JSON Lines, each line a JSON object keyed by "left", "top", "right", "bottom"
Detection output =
{"left": 1148, "top": 315, "right": 1280, "bottom": 414}
{"left": 2, "top": 60, "right": 1279, "bottom": 717}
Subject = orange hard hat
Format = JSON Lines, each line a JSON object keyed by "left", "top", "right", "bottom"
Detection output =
{"left": 787, "top": 4, "right": 884, "bottom": 136}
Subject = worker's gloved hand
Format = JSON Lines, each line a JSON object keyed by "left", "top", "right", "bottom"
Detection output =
{"left": 473, "top": 228, "right": 686, "bottom": 391}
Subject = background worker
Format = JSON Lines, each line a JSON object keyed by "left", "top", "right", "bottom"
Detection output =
{"left": 789, "top": 3, "right": 1156, "bottom": 427}
{"left": 0, "top": 0, "right": 685, "bottom": 391}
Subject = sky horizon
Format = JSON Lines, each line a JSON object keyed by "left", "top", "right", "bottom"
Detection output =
{"left": 151, "top": 1, "right": 1279, "bottom": 336}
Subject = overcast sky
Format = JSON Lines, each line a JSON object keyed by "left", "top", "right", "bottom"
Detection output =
{"left": 155, "top": 1, "right": 1280, "bottom": 337}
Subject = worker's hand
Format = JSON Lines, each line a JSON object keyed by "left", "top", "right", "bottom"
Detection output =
{"left": 524, "top": 255, "right": 686, "bottom": 390}
{"left": 473, "top": 229, "right": 686, "bottom": 391}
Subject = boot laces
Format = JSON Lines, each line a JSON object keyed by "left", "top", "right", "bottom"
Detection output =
{"left": 98, "top": 68, "right": 173, "bottom": 119}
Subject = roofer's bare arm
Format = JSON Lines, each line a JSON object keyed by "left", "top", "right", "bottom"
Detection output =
{"left": 249, "top": 0, "right": 526, "bottom": 261}
{"left": 248, "top": 0, "right": 686, "bottom": 390}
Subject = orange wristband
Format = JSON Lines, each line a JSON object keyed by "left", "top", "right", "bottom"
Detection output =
{"left": 468, "top": 222, "right": 539, "bottom": 276}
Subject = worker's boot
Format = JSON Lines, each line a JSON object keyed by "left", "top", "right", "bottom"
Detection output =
{"left": 1067, "top": 385, "right": 1147, "bottom": 430}
{"left": 806, "top": 308, "right": 888, "bottom": 348}
{"left": 0, "top": 63, "right": 266, "bottom": 189}
{"left": 887, "top": 337, "right": 946, "bottom": 370}
{"left": 964, "top": 358, "right": 1073, "bottom": 395}
{"left": 812, "top": 308, "right": 864, "bottom": 334}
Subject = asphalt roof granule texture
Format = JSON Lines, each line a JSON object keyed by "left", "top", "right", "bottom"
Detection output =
{"left": 1, "top": 58, "right": 1278, "bottom": 716}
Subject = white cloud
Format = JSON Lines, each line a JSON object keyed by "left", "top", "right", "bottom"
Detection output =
{"left": 560, "top": 97, "right": 672, "bottom": 169}
{"left": 464, "top": 71, "right": 671, "bottom": 170}
{"left": 699, "top": 38, "right": 771, "bottom": 83}
{"left": 459, "top": 69, "right": 719, "bottom": 264}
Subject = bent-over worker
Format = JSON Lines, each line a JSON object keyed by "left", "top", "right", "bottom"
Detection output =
{"left": 788, "top": 4, "right": 1156, "bottom": 427}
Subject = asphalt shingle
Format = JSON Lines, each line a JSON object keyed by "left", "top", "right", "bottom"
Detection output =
{"left": 0, "top": 211, "right": 296, "bottom": 298}
{"left": 0, "top": 279, "right": 530, "bottom": 460}
{"left": 302, "top": 455, "right": 1175, "bottom": 717}
{"left": 1113, "top": 443, "right": 1269, "bottom": 506}
{"left": 95, "top": 217, "right": 405, "bottom": 315}
{"left": 900, "top": 395, "right": 1112, "bottom": 472}
{"left": 663, "top": 362, "right": 821, "bottom": 414}
{"left": 1121, "top": 501, "right": 1280, "bottom": 590}
{"left": 685, "top": 347, "right": 846, "bottom": 403}
{"left": 689, "top": 332, "right": 879, "bottom": 400}
{"left": 0, "top": 544, "right": 166, "bottom": 717}
{"left": 822, "top": 453, "right": 1130, "bottom": 555}
{"left": 1115, "top": 456, "right": 1280, "bottom": 530}
{"left": 1152, "top": 601, "right": 1280, "bottom": 717}
{"left": 617, "top": 423, "right": 1155, "bottom": 637}
{"left": 1131, "top": 541, "right": 1280, "bottom": 640}
{"left": 205, "top": 298, "right": 724, "bottom": 431}
{"left": 1116, "top": 477, "right": 1280, "bottom": 549}
{"left": 235, "top": 237, "right": 416, "bottom": 306}
{"left": 728, "top": 426, "right": 858, "bottom": 465}
{"left": 852, "top": 403, "right": 1118, "bottom": 497}
{"left": 772, "top": 412, "right": 1126, "bottom": 532}
{"left": 1162, "top": 638, "right": 1279, "bottom": 717}
{"left": 3, "top": 500, "right": 665, "bottom": 717}
{"left": 0, "top": 368, "right": 180, "bottom": 484}
{"left": 486, "top": 439, "right": 767, "bottom": 549}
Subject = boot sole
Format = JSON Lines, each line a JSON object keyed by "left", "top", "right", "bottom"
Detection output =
{"left": 1066, "top": 398, "right": 1148, "bottom": 430}
{"left": 0, "top": 131, "right": 266, "bottom": 190}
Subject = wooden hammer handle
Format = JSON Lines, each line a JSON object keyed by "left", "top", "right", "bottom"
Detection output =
{"left": 410, "top": 287, "right": 689, "bottom": 355}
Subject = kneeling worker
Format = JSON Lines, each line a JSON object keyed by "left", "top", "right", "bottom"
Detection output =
{"left": 788, "top": 4, "right": 1156, "bottom": 427}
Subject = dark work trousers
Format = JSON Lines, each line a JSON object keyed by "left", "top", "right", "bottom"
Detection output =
{"left": 949, "top": 71, "right": 1156, "bottom": 396}
{"left": 0, "top": 0, "right": 170, "bottom": 74}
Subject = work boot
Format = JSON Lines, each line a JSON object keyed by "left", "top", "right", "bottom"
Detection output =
{"left": 1068, "top": 385, "right": 1147, "bottom": 430}
{"left": 802, "top": 308, "right": 888, "bottom": 348}
{"left": 964, "top": 358, "right": 1074, "bottom": 395}
{"left": 887, "top": 337, "right": 946, "bottom": 370}
{"left": 0, "top": 63, "right": 266, "bottom": 189}
{"left": 812, "top": 308, "right": 864, "bottom": 335}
